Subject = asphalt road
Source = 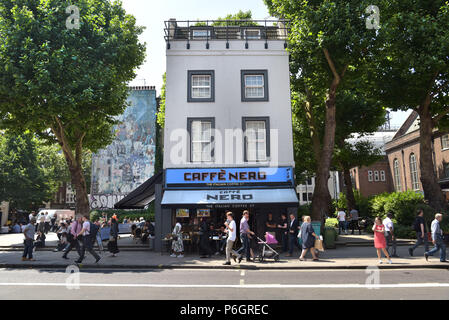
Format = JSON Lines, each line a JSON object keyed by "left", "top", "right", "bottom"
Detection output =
{"left": 0, "top": 268, "right": 448, "bottom": 300}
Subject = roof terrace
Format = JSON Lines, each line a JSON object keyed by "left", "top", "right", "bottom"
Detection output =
{"left": 164, "top": 19, "right": 290, "bottom": 50}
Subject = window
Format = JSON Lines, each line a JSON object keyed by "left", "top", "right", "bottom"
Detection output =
{"left": 188, "top": 118, "right": 214, "bottom": 162}
{"left": 187, "top": 70, "right": 215, "bottom": 102}
{"left": 368, "top": 171, "right": 373, "bottom": 182}
{"left": 241, "top": 70, "right": 268, "bottom": 101}
{"left": 243, "top": 117, "right": 270, "bottom": 162}
{"left": 302, "top": 193, "right": 307, "bottom": 202}
{"left": 442, "top": 134, "right": 449, "bottom": 150}
{"left": 410, "top": 153, "right": 420, "bottom": 190}
{"left": 444, "top": 163, "right": 449, "bottom": 178}
{"left": 380, "top": 170, "right": 386, "bottom": 182}
{"left": 306, "top": 177, "right": 313, "bottom": 185}
{"left": 393, "top": 159, "right": 402, "bottom": 191}
{"left": 243, "top": 28, "right": 261, "bottom": 39}
{"left": 374, "top": 171, "right": 380, "bottom": 182}
{"left": 191, "top": 29, "right": 211, "bottom": 39}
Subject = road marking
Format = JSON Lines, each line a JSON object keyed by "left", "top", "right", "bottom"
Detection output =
{"left": 240, "top": 270, "right": 245, "bottom": 276}
{"left": 0, "top": 282, "right": 449, "bottom": 289}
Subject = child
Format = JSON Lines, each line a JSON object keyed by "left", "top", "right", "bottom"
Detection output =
{"left": 372, "top": 217, "right": 392, "bottom": 264}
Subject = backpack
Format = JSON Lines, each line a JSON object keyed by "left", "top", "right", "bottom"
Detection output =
{"left": 89, "top": 222, "right": 100, "bottom": 239}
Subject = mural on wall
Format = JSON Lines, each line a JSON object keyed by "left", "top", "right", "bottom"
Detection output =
{"left": 90, "top": 88, "right": 157, "bottom": 209}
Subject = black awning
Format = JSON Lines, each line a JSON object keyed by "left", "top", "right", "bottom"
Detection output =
{"left": 114, "top": 171, "right": 163, "bottom": 209}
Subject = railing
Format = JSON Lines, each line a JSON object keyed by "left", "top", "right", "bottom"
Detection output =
{"left": 164, "top": 19, "right": 290, "bottom": 50}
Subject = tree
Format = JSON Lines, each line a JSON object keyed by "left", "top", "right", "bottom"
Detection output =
{"left": 374, "top": 0, "right": 449, "bottom": 211}
{"left": 194, "top": 10, "right": 258, "bottom": 27}
{"left": 0, "top": 0, "right": 146, "bottom": 216}
{"left": 0, "top": 131, "right": 52, "bottom": 210}
{"left": 265, "top": 0, "right": 382, "bottom": 221}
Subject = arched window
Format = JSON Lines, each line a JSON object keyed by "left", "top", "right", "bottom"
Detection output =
{"left": 393, "top": 159, "right": 402, "bottom": 192}
{"left": 410, "top": 153, "right": 420, "bottom": 190}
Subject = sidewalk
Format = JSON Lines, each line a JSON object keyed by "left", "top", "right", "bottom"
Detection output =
{"left": 1, "top": 244, "right": 447, "bottom": 270}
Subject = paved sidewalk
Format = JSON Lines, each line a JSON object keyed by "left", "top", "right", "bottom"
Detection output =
{"left": 1, "top": 244, "right": 448, "bottom": 270}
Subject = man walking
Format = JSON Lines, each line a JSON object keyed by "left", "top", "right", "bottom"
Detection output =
{"left": 383, "top": 212, "right": 398, "bottom": 257}
{"left": 424, "top": 213, "right": 447, "bottom": 263}
{"left": 62, "top": 216, "right": 82, "bottom": 259}
{"left": 75, "top": 216, "right": 101, "bottom": 264}
{"left": 223, "top": 211, "right": 236, "bottom": 265}
{"left": 349, "top": 208, "right": 361, "bottom": 235}
{"left": 237, "top": 210, "right": 255, "bottom": 263}
{"left": 337, "top": 208, "right": 347, "bottom": 235}
{"left": 22, "top": 218, "right": 36, "bottom": 261}
{"left": 409, "top": 209, "right": 429, "bottom": 256}
{"left": 286, "top": 213, "right": 299, "bottom": 257}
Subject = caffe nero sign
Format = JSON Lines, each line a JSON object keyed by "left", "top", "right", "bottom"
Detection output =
{"left": 165, "top": 167, "right": 293, "bottom": 188}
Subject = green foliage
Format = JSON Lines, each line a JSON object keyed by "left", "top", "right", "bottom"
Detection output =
{"left": 333, "top": 190, "right": 371, "bottom": 217}
{"left": 90, "top": 207, "right": 154, "bottom": 223}
{"left": 297, "top": 203, "right": 311, "bottom": 217}
{"left": 193, "top": 10, "right": 258, "bottom": 27}
{"left": 370, "top": 191, "right": 427, "bottom": 226}
{"left": 325, "top": 218, "right": 338, "bottom": 228}
{"left": 156, "top": 73, "right": 166, "bottom": 128}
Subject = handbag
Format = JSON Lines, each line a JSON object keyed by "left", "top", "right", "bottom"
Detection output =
{"left": 314, "top": 239, "right": 324, "bottom": 252}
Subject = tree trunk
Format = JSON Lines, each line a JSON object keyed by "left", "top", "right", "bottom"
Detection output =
{"left": 68, "top": 163, "right": 90, "bottom": 216}
{"left": 418, "top": 104, "right": 448, "bottom": 212}
{"left": 343, "top": 166, "right": 356, "bottom": 210}
{"left": 311, "top": 86, "right": 337, "bottom": 222}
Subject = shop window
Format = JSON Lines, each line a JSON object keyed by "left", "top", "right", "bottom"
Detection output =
{"left": 241, "top": 70, "right": 268, "bottom": 101}
{"left": 188, "top": 70, "right": 215, "bottom": 102}
{"left": 188, "top": 118, "right": 214, "bottom": 162}
{"left": 243, "top": 117, "right": 270, "bottom": 162}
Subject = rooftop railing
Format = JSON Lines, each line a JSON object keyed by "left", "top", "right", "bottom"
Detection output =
{"left": 164, "top": 19, "right": 290, "bottom": 50}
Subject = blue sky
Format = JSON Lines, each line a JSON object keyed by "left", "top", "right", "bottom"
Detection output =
{"left": 121, "top": 0, "right": 410, "bottom": 127}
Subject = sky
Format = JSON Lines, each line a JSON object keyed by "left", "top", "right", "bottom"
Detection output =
{"left": 120, "top": 0, "right": 411, "bottom": 128}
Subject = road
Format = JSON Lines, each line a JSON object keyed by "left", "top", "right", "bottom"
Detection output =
{"left": 0, "top": 268, "right": 448, "bottom": 300}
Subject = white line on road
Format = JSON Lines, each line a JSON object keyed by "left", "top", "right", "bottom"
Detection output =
{"left": 0, "top": 282, "right": 449, "bottom": 289}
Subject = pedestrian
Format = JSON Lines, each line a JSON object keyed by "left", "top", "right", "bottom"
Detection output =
{"left": 373, "top": 217, "right": 392, "bottom": 264}
{"left": 170, "top": 218, "right": 184, "bottom": 258}
{"left": 44, "top": 212, "right": 51, "bottom": 234}
{"left": 62, "top": 216, "right": 82, "bottom": 259}
{"left": 107, "top": 216, "right": 120, "bottom": 257}
{"left": 383, "top": 212, "right": 398, "bottom": 257}
{"left": 50, "top": 214, "right": 57, "bottom": 232}
{"left": 349, "top": 208, "right": 361, "bottom": 235}
{"left": 237, "top": 210, "right": 255, "bottom": 263}
{"left": 223, "top": 211, "right": 237, "bottom": 265}
{"left": 424, "top": 213, "right": 447, "bottom": 263}
{"left": 75, "top": 216, "right": 101, "bottom": 264}
{"left": 28, "top": 211, "right": 35, "bottom": 224}
{"left": 298, "top": 216, "right": 319, "bottom": 261}
{"left": 409, "top": 209, "right": 429, "bottom": 256}
{"left": 277, "top": 213, "right": 288, "bottom": 253}
{"left": 337, "top": 208, "right": 347, "bottom": 235}
{"left": 199, "top": 217, "right": 212, "bottom": 258}
{"left": 286, "top": 213, "right": 299, "bottom": 257}
{"left": 22, "top": 218, "right": 36, "bottom": 261}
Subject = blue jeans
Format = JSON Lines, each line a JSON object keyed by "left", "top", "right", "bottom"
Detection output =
{"left": 425, "top": 238, "right": 447, "bottom": 262}
{"left": 22, "top": 239, "right": 34, "bottom": 259}
{"left": 237, "top": 233, "right": 250, "bottom": 260}
{"left": 410, "top": 232, "right": 429, "bottom": 252}
{"left": 338, "top": 221, "right": 347, "bottom": 234}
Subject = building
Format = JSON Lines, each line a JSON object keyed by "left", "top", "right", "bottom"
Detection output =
{"left": 115, "top": 19, "right": 297, "bottom": 251}
{"left": 385, "top": 111, "right": 449, "bottom": 198}
{"left": 296, "top": 172, "right": 341, "bottom": 205}
{"left": 347, "top": 130, "right": 397, "bottom": 198}
{"left": 90, "top": 86, "right": 158, "bottom": 209}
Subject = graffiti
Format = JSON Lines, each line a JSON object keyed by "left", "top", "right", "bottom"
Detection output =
{"left": 90, "top": 89, "right": 157, "bottom": 209}
{"left": 89, "top": 194, "right": 126, "bottom": 210}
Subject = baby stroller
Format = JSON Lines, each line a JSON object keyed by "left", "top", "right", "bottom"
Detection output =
{"left": 255, "top": 232, "right": 280, "bottom": 262}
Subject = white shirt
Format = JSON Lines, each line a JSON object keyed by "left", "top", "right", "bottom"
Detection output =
{"left": 227, "top": 220, "right": 236, "bottom": 242}
{"left": 383, "top": 217, "right": 393, "bottom": 232}
{"left": 337, "top": 211, "right": 346, "bottom": 222}
{"left": 82, "top": 221, "right": 90, "bottom": 236}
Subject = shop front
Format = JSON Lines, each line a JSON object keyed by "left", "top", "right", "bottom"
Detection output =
{"left": 159, "top": 167, "right": 298, "bottom": 252}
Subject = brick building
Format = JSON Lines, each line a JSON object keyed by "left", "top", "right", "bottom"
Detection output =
{"left": 385, "top": 111, "right": 449, "bottom": 199}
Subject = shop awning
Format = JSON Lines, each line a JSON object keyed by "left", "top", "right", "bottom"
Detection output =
{"left": 114, "top": 172, "right": 163, "bottom": 209}
{"left": 161, "top": 188, "right": 298, "bottom": 208}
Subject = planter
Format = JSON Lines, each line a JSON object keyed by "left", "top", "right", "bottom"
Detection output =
{"left": 324, "top": 228, "right": 337, "bottom": 249}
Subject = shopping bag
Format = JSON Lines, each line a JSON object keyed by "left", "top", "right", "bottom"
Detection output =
{"left": 314, "top": 239, "right": 324, "bottom": 252}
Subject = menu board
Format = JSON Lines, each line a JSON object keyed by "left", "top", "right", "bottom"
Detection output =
{"left": 197, "top": 209, "right": 210, "bottom": 217}
{"left": 176, "top": 208, "right": 189, "bottom": 218}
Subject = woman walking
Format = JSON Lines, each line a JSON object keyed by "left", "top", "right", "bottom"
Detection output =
{"left": 171, "top": 219, "right": 184, "bottom": 258}
{"left": 373, "top": 216, "right": 392, "bottom": 264}
{"left": 299, "top": 216, "right": 319, "bottom": 261}
{"left": 107, "top": 216, "right": 120, "bottom": 257}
